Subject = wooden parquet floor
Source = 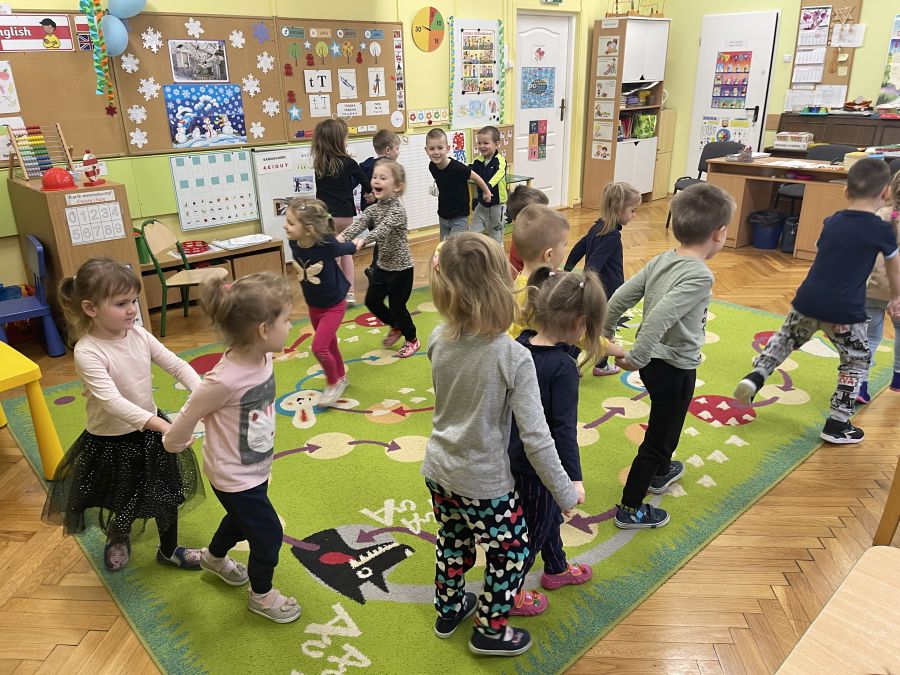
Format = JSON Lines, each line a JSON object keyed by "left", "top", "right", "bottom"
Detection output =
{"left": 0, "top": 201, "right": 897, "bottom": 673}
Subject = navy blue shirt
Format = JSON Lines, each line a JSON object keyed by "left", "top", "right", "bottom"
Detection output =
{"left": 507, "top": 330, "right": 582, "bottom": 481}
{"left": 564, "top": 219, "right": 625, "bottom": 297}
{"left": 357, "top": 155, "right": 383, "bottom": 213}
{"left": 316, "top": 156, "right": 370, "bottom": 218}
{"left": 793, "top": 210, "right": 898, "bottom": 324}
{"left": 289, "top": 236, "right": 357, "bottom": 308}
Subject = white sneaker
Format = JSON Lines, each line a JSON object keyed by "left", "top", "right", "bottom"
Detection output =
{"left": 346, "top": 291, "right": 356, "bottom": 305}
{"left": 318, "top": 379, "right": 348, "bottom": 407}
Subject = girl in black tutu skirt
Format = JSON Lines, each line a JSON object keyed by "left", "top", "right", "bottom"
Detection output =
{"left": 43, "top": 258, "right": 204, "bottom": 571}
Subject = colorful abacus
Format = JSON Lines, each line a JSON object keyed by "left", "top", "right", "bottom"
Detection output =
{"left": 5, "top": 122, "right": 74, "bottom": 180}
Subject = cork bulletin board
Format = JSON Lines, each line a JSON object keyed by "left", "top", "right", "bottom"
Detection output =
{"left": 273, "top": 18, "right": 407, "bottom": 139}
{"left": 112, "top": 13, "right": 287, "bottom": 156}
{"left": 0, "top": 12, "right": 128, "bottom": 157}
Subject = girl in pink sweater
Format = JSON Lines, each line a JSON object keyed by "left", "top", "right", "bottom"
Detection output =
{"left": 163, "top": 272, "right": 301, "bottom": 623}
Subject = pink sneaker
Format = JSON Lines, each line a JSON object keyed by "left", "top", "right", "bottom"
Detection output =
{"left": 396, "top": 339, "right": 420, "bottom": 358}
{"left": 382, "top": 328, "right": 402, "bottom": 347}
{"left": 509, "top": 589, "right": 548, "bottom": 617}
{"left": 540, "top": 563, "right": 593, "bottom": 590}
{"left": 592, "top": 364, "right": 621, "bottom": 377}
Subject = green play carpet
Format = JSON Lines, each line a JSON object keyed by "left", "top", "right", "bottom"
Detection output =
{"left": 4, "top": 288, "right": 895, "bottom": 674}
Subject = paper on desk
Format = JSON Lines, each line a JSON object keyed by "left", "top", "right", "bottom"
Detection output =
{"left": 796, "top": 47, "right": 825, "bottom": 65}
{"left": 792, "top": 65, "right": 824, "bottom": 84}
{"left": 831, "top": 23, "right": 865, "bottom": 48}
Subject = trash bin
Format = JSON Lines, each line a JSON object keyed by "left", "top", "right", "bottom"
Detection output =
{"left": 749, "top": 209, "right": 785, "bottom": 249}
{"left": 781, "top": 216, "right": 799, "bottom": 253}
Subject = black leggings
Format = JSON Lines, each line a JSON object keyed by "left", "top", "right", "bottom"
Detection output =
{"left": 366, "top": 266, "right": 416, "bottom": 341}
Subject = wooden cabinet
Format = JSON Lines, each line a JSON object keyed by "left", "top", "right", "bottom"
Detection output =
{"left": 620, "top": 19, "right": 669, "bottom": 82}
{"left": 651, "top": 108, "right": 676, "bottom": 200}
{"left": 777, "top": 113, "right": 900, "bottom": 148}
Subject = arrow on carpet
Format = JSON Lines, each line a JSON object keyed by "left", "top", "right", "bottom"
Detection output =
{"left": 776, "top": 369, "right": 795, "bottom": 391}
{"left": 391, "top": 405, "right": 434, "bottom": 417}
{"left": 283, "top": 332, "right": 312, "bottom": 353}
{"left": 348, "top": 439, "right": 401, "bottom": 451}
{"left": 585, "top": 406, "right": 625, "bottom": 429}
{"left": 283, "top": 533, "right": 320, "bottom": 551}
{"left": 632, "top": 390, "right": 649, "bottom": 401}
{"left": 274, "top": 442, "right": 320, "bottom": 459}
{"left": 356, "top": 527, "right": 437, "bottom": 544}
{"left": 566, "top": 508, "right": 617, "bottom": 533}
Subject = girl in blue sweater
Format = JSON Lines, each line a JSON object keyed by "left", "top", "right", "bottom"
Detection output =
{"left": 565, "top": 182, "right": 641, "bottom": 376}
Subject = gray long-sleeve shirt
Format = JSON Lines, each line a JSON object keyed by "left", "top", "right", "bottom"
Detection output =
{"left": 420, "top": 325, "right": 578, "bottom": 510}
{"left": 603, "top": 249, "right": 714, "bottom": 370}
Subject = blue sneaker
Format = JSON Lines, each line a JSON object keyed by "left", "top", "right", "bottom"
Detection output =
{"left": 891, "top": 371, "right": 900, "bottom": 392}
{"left": 434, "top": 592, "right": 477, "bottom": 639}
{"left": 856, "top": 381, "right": 870, "bottom": 404}
{"left": 614, "top": 503, "right": 670, "bottom": 529}
{"left": 649, "top": 461, "right": 685, "bottom": 494}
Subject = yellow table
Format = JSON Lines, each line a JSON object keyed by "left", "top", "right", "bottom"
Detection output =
{"left": 777, "top": 546, "right": 900, "bottom": 673}
{"left": 0, "top": 341, "right": 64, "bottom": 479}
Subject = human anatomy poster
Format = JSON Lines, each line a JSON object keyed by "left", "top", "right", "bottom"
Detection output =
{"left": 450, "top": 18, "right": 504, "bottom": 127}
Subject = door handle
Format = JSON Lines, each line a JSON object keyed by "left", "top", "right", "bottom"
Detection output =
{"left": 745, "top": 105, "right": 760, "bottom": 124}
{"left": 559, "top": 97, "right": 566, "bottom": 122}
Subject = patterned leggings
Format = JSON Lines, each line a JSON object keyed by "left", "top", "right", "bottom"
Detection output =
{"left": 426, "top": 479, "right": 530, "bottom": 637}
{"left": 751, "top": 308, "right": 870, "bottom": 423}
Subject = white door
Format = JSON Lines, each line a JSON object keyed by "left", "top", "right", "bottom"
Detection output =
{"left": 685, "top": 11, "right": 779, "bottom": 176}
{"left": 514, "top": 12, "right": 574, "bottom": 208}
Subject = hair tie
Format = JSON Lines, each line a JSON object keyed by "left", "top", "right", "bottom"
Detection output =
{"left": 579, "top": 281, "right": 584, "bottom": 288}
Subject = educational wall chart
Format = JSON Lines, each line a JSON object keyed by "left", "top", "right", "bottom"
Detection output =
{"left": 63, "top": 190, "right": 126, "bottom": 246}
{"left": 520, "top": 68, "right": 554, "bottom": 109}
{"left": 528, "top": 119, "right": 547, "bottom": 160}
{"left": 711, "top": 51, "right": 751, "bottom": 109}
{"left": 171, "top": 150, "right": 258, "bottom": 230}
{"left": 877, "top": 13, "right": 900, "bottom": 106}
{"left": 274, "top": 19, "right": 407, "bottom": 138}
{"left": 449, "top": 17, "right": 504, "bottom": 128}
{"left": 698, "top": 116, "right": 751, "bottom": 148}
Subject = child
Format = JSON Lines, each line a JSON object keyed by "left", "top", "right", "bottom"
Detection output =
{"left": 163, "top": 273, "right": 301, "bottom": 624}
{"left": 340, "top": 160, "right": 419, "bottom": 357}
{"left": 312, "top": 118, "right": 370, "bottom": 304}
{"left": 284, "top": 198, "right": 363, "bottom": 406}
{"left": 360, "top": 130, "right": 400, "bottom": 277}
{"left": 859, "top": 169, "right": 900, "bottom": 401}
{"left": 44, "top": 258, "right": 203, "bottom": 572}
{"left": 606, "top": 183, "right": 735, "bottom": 529}
{"left": 734, "top": 158, "right": 900, "bottom": 444}
{"left": 469, "top": 125, "right": 507, "bottom": 244}
{"left": 506, "top": 186, "right": 549, "bottom": 274}
{"left": 506, "top": 268, "right": 605, "bottom": 617}
{"left": 422, "top": 233, "right": 582, "bottom": 656}
{"left": 425, "top": 128, "right": 492, "bottom": 240}
{"left": 565, "top": 182, "right": 642, "bottom": 376}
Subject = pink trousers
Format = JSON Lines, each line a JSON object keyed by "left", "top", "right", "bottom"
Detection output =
{"left": 308, "top": 300, "right": 347, "bottom": 384}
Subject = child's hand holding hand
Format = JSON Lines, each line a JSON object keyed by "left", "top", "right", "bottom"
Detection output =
{"left": 564, "top": 481, "right": 586, "bottom": 517}
{"left": 615, "top": 355, "right": 638, "bottom": 371}
{"left": 353, "top": 238, "right": 366, "bottom": 251}
{"left": 483, "top": 191, "right": 492, "bottom": 204}
{"left": 889, "top": 296, "right": 900, "bottom": 319}
{"left": 335, "top": 234, "right": 346, "bottom": 243}
{"left": 363, "top": 192, "right": 375, "bottom": 204}
{"left": 606, "top": 340, "right": 626, "bottom": 359}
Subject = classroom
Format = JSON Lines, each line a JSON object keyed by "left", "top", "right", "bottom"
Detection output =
{"left": 0, "top": 0, "right": 899, "bottom": 672}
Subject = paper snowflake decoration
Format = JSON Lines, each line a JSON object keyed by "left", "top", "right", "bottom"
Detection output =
{"left": 120, "top": 53, "right": 140, "bottom": 74}
{"left": 242, "top": 74, "right": 261, "bottom": 97}
{"left": 185, "top": 17, "right": 204, "bottom": 39}
{"left": 252, "top": 21, "right": 271, "bottom": 44}
{"left": 138, "top": 77, "right": 161, "bottom": 100}
{"left": 262, "top": 97, "right": 280, "bottom": 117}
{"left": 229, "top": 30, "right": 245, "bottom": 49}
{"left": 141, "top": 27, "right": 163, "bottom": 53}
{"left": 127, "top": 105, "right": 147, "bottom": 124}
{"left": 129, "top": 128, "right": 148, "bottom": 149}
{"left": 250, "top": 121, "right": 265, "bottom": 139}
{"left": 256, "top": 51, "right": 274, "bottom": 74}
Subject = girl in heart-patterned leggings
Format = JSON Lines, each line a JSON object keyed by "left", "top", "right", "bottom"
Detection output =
{"left": 420, "top": 234, "right": 582, "bottom": 658}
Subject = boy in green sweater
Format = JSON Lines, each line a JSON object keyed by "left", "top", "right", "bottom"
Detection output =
{"left": 603, "top": 183, "right": 735, "bottom": 529}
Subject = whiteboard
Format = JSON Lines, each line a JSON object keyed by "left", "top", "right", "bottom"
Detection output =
{"left": 251, "top": 131, "right": 473, "bottom": 257}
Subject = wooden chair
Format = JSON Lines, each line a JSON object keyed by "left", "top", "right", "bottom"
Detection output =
{"left": 134, "top": 219, "right": 228, "bottom": 337}
{"left": 0, "top": 235, "right": 66, "bottom": 356}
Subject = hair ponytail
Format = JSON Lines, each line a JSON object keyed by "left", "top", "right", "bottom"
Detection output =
{"left": 201, "top": 272, "right": 292, "bottom": 348}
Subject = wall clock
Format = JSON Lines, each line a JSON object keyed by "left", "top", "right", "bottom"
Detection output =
{"left": 412, "top": 6, "right": 445, "bottom": 52}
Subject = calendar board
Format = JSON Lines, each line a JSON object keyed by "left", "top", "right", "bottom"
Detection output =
{"left": 170, "top": 149, "right": 259, "bottom": 230}
{"left": 63, "top": 190, "right": 126, "bottom": 246}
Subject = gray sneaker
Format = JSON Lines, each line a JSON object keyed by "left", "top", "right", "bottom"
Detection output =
{"left": 248, "top": 588, "right": 302, "bottom": 624}
{"left": 199, "top": 548, "right": 249, "bottom": 586}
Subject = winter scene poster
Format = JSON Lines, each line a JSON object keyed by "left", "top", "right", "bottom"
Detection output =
{"left": 163, "top": 83, "right": 247, "bottom": 148}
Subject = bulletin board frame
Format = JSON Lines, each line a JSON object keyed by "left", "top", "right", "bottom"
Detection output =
{"left": 112, "top": 12, "right": 287, "bottom": 156}
{"left": 0, "top": 11, "right": 128, "bottom": 158}
{"left": 273, "top": 18, "right": 407, "bottom": 139}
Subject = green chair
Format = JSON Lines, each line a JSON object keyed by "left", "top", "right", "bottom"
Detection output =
{"left": 134, "top": 219, "right": 228, "bottom": 336}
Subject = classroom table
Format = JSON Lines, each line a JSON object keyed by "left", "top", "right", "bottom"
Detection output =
{"left": 776, "top": 546, "right": 900, "bottom": 673}
{"left": 705, "top": 157, "right": 848, "bottom": 262}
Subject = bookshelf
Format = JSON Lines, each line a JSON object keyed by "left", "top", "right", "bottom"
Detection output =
{"left": 582, "top": 17, "right": 670, "bottom": 209}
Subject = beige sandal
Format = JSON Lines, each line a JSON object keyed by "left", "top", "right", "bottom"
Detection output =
{"left": 248, "top": 588, "right": 302, "bottom": 624}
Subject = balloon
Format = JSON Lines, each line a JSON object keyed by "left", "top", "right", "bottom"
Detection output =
{"left": 108, "top": 0, "right": 146, "bottom": 19}
{"left": 101, "top": 14, "right": 128, "bottom": 57}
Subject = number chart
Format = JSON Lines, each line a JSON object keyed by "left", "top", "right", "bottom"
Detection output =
{"left": 63, "top": 192, "right": 126, "bottom": 246}
{"left": 170, "top": 150, "right": 259, "bottom": 231}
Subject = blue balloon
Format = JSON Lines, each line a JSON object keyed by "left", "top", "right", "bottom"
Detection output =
{"left": 108, "top": 0, "right": 146, "bottom": 19}
{"left": 101, "top": 14, "right": 129, "bottom": 57}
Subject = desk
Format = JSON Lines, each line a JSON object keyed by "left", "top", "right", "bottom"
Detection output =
{"left": 776, "top": 546, "right": 900, "bottom": 673}
{"left": 507, "top": 174, "right": 534, "bottom": 188}
{"left": 706, "top": 158, "right": 848, "bottom": 262}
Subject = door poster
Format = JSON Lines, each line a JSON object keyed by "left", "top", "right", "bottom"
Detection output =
{"left": 877, "top": 14, "right": 900, "bottom": 106}
{"left": 711, "top": 51, "right": 752, "bottom": 110}
{"left": 697, "top": 116, "right": 751, "bottom": 152}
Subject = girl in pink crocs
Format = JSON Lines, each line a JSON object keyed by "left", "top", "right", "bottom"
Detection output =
{"left": 507, "top": 268, "right": 603, "bottom": 615}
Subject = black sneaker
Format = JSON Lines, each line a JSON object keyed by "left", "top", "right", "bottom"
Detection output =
{"left": 469, "top": 626, "right": 532, "bottom": 657}
{"left": 434, "top": 592, "right": 477, "bottom": 639}
{"left": 733, "top": 371, "right": 765, "bottom": 405}
{"left": 648, "top": 461, "right": 685, "bottom": 494}
{"left": 614, "top": 503, "right": 670, "bottom": 529}
{"left": 820, "top": 418, "right": 864, "bottom": 444}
